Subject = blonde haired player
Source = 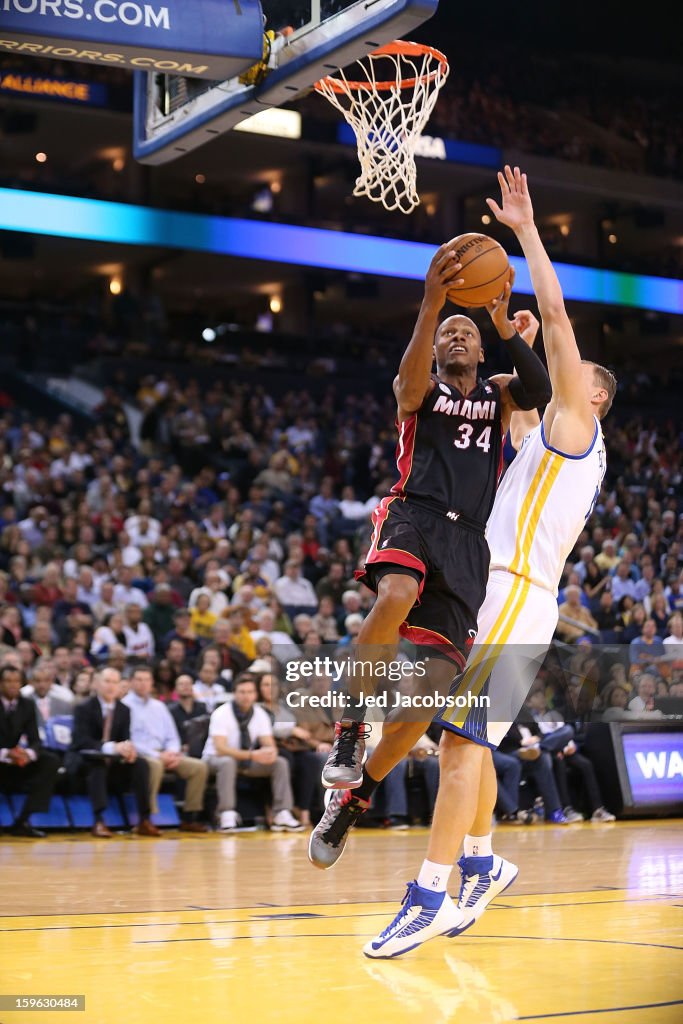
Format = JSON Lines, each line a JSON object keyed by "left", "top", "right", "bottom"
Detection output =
{"left": 364, "top": 165, "right": 616, "bottom": 958}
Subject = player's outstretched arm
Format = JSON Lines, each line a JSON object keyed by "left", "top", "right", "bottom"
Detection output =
{"left": 486, "top": 268, "right": 551, "bottom": 433}
{"left": 393, "top": 245, "right": 463, "bottom": 422}
{"left": 487, "top": 166, "right": 592, "bottom": 435}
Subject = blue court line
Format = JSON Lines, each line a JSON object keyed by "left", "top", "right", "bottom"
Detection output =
{"left": 499, "top": 895, "right": 679, "bottom": 911}
{"left": 0, "top": 910, "right": 388, "bottom": 934}
{"left": 517, "top": 998, "right": 683, "bottom": 1020}
{"left": 134, "top": 929, "right": 683, "bottom": 949}
{"left": 473, "top": 934, "right": 683, "bottom": 953}
{"left": 135, "top": 933, "right": 366, "bottom": 943}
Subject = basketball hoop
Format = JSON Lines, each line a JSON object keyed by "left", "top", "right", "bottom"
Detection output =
{"left": 315, "top": 41, "right": 449, "bottom": 215}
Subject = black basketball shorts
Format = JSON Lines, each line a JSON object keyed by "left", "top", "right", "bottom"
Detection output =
{"left": 356, "top": 496, "right": 490, "bottom": 666}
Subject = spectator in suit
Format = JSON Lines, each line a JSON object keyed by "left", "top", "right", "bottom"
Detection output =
{"left": 0, "top": 663, "right": 59, "bottom": 837}
{"left": 68, "top": 667, "right": 159, "bottom": 838}
{"left": 25, "top": 661, "right": 72, "bottom": 736}
{"left": 21, "top": 657, "right": 74, "bottom": 708}
{"left": 123, "top": 666, "right": 209, "bottom": 832}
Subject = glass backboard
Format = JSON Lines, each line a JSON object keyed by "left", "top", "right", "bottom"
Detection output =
{"left": 133, "top": 0, "right": 440, "bottom": 164}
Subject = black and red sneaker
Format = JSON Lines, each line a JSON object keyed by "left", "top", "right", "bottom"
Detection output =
{"left": 321, "top": 719, "right": 370, "bottom": 789}
{"left": 308, "top": 788, "right": 370, "bottom": 870}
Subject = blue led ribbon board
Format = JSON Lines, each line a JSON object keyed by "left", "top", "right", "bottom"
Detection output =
{"left": 1, "top": 188, "right": 681, "bottom": 315}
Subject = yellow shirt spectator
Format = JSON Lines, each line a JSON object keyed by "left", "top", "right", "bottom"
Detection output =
{"left": 227, "top": 624, "right": 257, "bottom": 662}
{"left": 190, "top": 596, "right": 218, "bottom": 640}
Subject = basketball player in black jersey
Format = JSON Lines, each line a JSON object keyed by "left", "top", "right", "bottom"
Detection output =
{"left": 309, "top": 243, "right": 551, "bottom": 868}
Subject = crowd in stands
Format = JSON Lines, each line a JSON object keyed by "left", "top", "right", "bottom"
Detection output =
{"left": 0, "top": 357, "right": 681, "bottom": 836}
{"left": 427, "top": 52, "right": 681, "bottom": 179}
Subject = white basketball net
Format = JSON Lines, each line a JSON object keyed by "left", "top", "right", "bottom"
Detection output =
{"left": 315, "top": 42, "right": 449, "bottom": 215}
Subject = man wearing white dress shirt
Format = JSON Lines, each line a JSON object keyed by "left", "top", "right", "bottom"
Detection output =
{"left": 273, "top": 561, "right": 318, "bottom": 618}
{"left": 123, "top": 666, "right": 209, "bottom": 832}
{"left": 113, "top": 567, "right": 148, "bottom": 611}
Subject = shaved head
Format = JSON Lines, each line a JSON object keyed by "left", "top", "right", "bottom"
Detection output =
{"left": 434, "top": 314, "right": 484, "bottom": 375}
{"left": 436, "top": 314, "right": 480, "bottom": 340}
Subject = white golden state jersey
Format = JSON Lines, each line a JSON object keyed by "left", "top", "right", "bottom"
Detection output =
{"left": 487, "top": 417, "right": 606, "bottom": 596}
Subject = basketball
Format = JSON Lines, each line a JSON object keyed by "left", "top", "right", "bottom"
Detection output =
{"left": 445, "top": 233, "right": 511, "bottom": 308}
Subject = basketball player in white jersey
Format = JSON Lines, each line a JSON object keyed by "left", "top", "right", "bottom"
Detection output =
{"left": 364, "top": 165, "right": 617, "bottom": 958}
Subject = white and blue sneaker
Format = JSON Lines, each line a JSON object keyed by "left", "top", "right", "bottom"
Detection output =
{"left": 450, "top": 854, "right": 518, "bottom": 935}
{"left": 363, "top": 881, "right": 465, "bottom": 959}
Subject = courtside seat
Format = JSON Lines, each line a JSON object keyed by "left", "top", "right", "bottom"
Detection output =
{"left": 0, "top": 793, "right": 13, "bottom": 827}
{"left": 10, "top": 794, "right": 71, "bottom": 830}
{"left": 123, "top": 792, "right": 180, "bottom": 828}
{"left": 65, "top": 794, "right": 126, "bottom": 830}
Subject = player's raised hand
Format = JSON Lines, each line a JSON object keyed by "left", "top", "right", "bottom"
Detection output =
{"left": 424, "top": 243, "right": 464, "bottom": 307}
{"left": 486, "top": 165, "right": 534, "bottom": 233}
{"left": 513, "top": 309, "right": 540, "bottom": 347}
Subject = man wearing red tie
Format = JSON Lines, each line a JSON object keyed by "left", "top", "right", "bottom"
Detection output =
{"left": 0, "top": 663, "right": 59, "bottom": 838}
{"left": 68, "top": 667, "right": 159, "bottom": 838}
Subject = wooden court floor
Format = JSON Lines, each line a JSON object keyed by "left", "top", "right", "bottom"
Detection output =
{"left": 1, "top": 820, "right": 681, "bottom": 1024}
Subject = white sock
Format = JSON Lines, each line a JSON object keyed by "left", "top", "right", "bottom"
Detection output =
{"left": 417, "top": 859, "right": 453, "bottom": 892}
{"left": 464, "top": 833, "right": 492, "bottom": 858}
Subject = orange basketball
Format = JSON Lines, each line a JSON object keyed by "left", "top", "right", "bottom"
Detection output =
{"left": 445, "top": 233, "right": 510, "bottom": 308}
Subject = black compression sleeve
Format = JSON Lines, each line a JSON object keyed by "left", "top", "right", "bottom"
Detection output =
{"left": 505, "top": 332, "right": 552, "bottom": 410}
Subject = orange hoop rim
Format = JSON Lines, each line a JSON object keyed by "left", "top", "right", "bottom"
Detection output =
{"left": 314, "top": 40, "right": 448, "bottom": 94}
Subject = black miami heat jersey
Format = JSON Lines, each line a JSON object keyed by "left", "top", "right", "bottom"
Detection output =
{"left": 391, "top": 376, "right": 504, "bottom": 523}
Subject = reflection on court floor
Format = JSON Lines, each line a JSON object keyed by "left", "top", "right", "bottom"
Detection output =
{"left": 1, "top": 822, "right": 681, "bottom": 1023}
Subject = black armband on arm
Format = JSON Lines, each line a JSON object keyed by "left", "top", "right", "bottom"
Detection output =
{"left": 505, "top": 332, "right": 552, "bottom": 410}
